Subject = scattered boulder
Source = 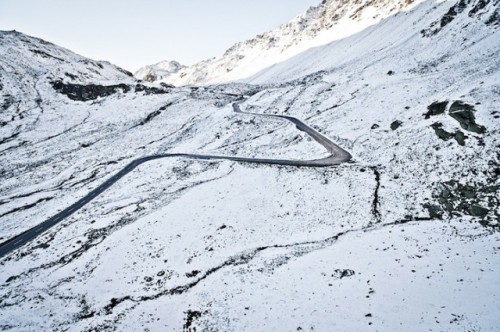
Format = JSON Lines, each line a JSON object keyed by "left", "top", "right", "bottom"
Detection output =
{"left": 390, "top": 120, "right": 402, "bottom": 130}
{"left": 448, "top": 101, "right": 486, "bottom": 133}
{"left": 431, "top": 123, "right": 453, "bottom": 140}
{"left": 387, "top": 70, "right": 395, "bottom": 75}
{"left": 454, "top": 130, "right": 466, "bottom": 146}
{"left": 425, "top": 101, "right": 448, "bottom": 119}
{"left": 371, "top": 124, "right": 380, "bottom": 130}
{"left": 470, "top": 205, "right": 489, "bottom": 217}
{"left": 185, "top": 270, "right": 201, "bottom": 278}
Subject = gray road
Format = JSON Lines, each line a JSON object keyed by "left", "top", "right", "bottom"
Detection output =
{"left": 0, "top": 102, "right": 351, "bottom": 259}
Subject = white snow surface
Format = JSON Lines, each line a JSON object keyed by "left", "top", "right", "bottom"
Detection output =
{"left": 144, "top": 0, "right": 427, "bottom": 86}
{"left": 134, "top": 60, "right": 185, "bottom": 83}
{"left": 1, "top": 0, "right": 500, "bottom": 331}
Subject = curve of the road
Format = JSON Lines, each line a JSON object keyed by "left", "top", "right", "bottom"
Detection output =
{"left": 0, "top": 101, "right": 351, "bottom": 259}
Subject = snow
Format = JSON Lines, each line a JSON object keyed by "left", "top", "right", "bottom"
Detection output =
{"left": 1, "top": 0, "right": 499, "bottom": 330}
{"left": 138, "top": 0, "right": 427, "bottom": 86}
{"left": 135, "top": 60, "right": 185, "bottom": 82}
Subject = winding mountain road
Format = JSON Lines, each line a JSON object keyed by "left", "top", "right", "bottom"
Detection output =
{"left": 0, "top": 101, "right": 351, "bottom": 259}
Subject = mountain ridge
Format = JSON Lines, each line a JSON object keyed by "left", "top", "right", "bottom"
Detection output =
{"left": 135, "top": 0, "right": 424, "bottom": 86}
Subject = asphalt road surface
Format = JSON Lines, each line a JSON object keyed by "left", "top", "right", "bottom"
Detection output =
{"left": 0, "top": 101, "right": 351, "bottom": 258}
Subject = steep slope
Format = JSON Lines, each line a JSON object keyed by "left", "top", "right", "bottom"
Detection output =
{"left": 139, "top": 0, "right": 425, "bottom": 86}
{"left": 1, "top": 0, "right": 500, "bottom": 330}
{"left": 246, "top": 0, "right": 500, "bottom": 83}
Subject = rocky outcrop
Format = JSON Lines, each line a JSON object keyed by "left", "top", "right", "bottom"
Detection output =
{"left": 422, "top": 0, "right": 498, "bottom": 36}
{"left": 448, "top": 101, "right": 486, "bottom": 134}
{"left": 426, "top": 179, "right": 499, "bottom": 227}
{"left": 51, "top": 81, "right": 130, "bottom": 101}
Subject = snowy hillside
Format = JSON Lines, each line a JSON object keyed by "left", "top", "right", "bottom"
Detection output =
{"left": 135, "top": 60, "right": 185, "bottom": 82}
{"left": 1, "top": 0, "right": 500, "bottom": 330}
{"left": 139, "top": 0, "right": 426, "bottom": 86}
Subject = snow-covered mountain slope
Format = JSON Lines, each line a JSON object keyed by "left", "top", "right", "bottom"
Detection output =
{"left": 1, "top": 0, "right": 500, "bottom": 330}
{"left": 140, "top": 0, "right": 426, "bottom": 86}
{"left": 246, "top": 0, "right": 500, "bottom": 83}
{"left": 134, "top": 60, "right": 185, "bottom": 82}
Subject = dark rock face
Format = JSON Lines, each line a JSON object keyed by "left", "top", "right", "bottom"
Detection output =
{"left": 485, "top": 9, "right": 500, "bottom": 25}
{"left": 422, "top": 0, "right": 495, "bottom": 36}
{"left": 51, "top": 80, "right": 130, "bottom": 101}
{"left": 448, "top": 101, "right": 486, "bottom": 133}
{"left": 390, "top": 120, "right": 402, "bottom": 130}
{"left": 134, "top": 84, "right": 170, "bottom": 95}
{"left": 425, "top": 101, "right": 448, "bottom": 119}
{"left": 431, "top": 122, "right": 453, "bottom": 140}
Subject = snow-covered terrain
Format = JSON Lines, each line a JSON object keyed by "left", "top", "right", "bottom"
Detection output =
{"left": 135, "top": 60, "right": 185, "bottom": 83}
{"left": 1, "top": 0, "right": 499, "bottom": 330}
{"left": 138, "top": 0, "right": 428, "bottom": 86}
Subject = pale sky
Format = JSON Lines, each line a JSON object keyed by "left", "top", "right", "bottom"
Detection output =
{"left": 0, "top": 0, "right": 318, "bottom": 71}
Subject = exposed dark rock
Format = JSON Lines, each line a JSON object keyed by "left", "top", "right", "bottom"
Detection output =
{"left": 431, "top": 122, "right": 468, "bottom": 145}
{"left": 183, "top": 310, "right": 202, "bottom": 331}
{"left": 1, "top": 95, "right": 15, "bottom": 111}
{"left": 424, "top": 204, "right": 444, "bottom": 219}
{"left": 186, "top": 270, "right": 201, "bottom": 278}
{"left": 160, "top": 82, "right": 175, "bottom": 88}
{"left": 422, "top": 0, "right": 493, "bottom": 36}
{"left": 30, "top": 49, "right": 64, "bottom": 62}
{"left": 440, "top": 4, "right": 459, "bottom": 28}
{"left": 339, "top": 269, "right": 355, "bottom": 279}
{"left": 469, "top": 0, "right": 488, "bottom": 16}
{"left": 371, "top": 124, "right": 380, "bottom": 130}
{"left": 131, "top": 100, "right": 176, "bottom": 128}
{"left": 429, "top": 179, "right": 499, "bottom": 226}
{"left": 387, "top": 70, "right": 395, "bottom": 75}
{"left": 454, "top": 130, "right": 466, "bottom": 146}
{"left": 425, "top": 101, "right": 448, "bottom": 119}
{"left": 485, "top": 9, "right": 500, "bottom": 25}
{"left": 134, "top": 84, "right": 170, "bottom": 95}
{"left": 64, "top": 72, "right": 79, "bottom": 80}
{"left": 390, "top": 120, "right": 402, "bottom": 130}
{"left": 448, "top": 101, "right": 486, "bottom": 133}
{"left": 371, "top": 168, "right": 381, "bottom": 223}
{"left": 431, "top": 123, "right": 453, "bottom": 140}
{"left": 115, "top": 67, "right": 134, "bottom": 77}
{"left": 470, "top": 205, "right": 489, "bottom": 217}
{"left": 51, "top": 80, "right": 130, "bottom": 101}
